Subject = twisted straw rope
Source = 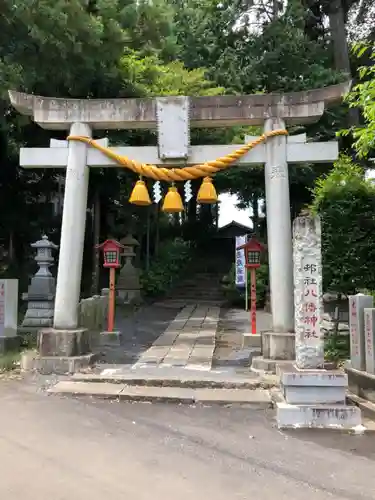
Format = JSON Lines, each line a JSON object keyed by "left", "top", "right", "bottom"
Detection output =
{"left": 67, "top": 129, "right": 288, "bottom": 181}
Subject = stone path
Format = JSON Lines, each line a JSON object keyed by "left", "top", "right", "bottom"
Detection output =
{"left": 98, "top": 304, "right": 180, "bottom": 365}
{"left": 213, "top": 308, "right": 272, "bottom": 368}
{"left": 132, "top": 304, "right": 219, "bottom": 371}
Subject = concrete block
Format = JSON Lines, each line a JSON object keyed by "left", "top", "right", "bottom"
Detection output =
{"left": 276, "top": 402, "right": 361, "bottom": 429}
{"left": 242, "top": 333, "right": 261, "bottom": 349}
{"left": 279, "top": 366, "right": 348, "bottom": 387}
{"left": 251, "top": 356, "right": 292, "bottom": 374}
{"left": 283, "top": 385, "right": 346, "bottom": 405}
{"left": 278, "top": 364, "right": 348, "bottom": 405}
{"left": 346, "top": 363, "right": 375, "bottom": 404}
{"left": 100, "top": 331, "right": 122, "bottom": 347}
{"left": 262, "top": 331, "right": 295, "bottom": 360}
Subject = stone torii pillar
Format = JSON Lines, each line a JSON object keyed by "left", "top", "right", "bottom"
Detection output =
{"left": 9, "top": 84, "right": 349, "bottom": 370}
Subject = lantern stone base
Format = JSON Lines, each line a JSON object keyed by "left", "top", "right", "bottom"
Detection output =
{"left": 275, "top": 362, "right": 362, "bottom": 429}
{"left": 100, "top": 330, "right": 122, "bottom": 347}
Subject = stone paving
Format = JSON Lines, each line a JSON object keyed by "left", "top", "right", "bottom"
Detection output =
{"left": 132, "top": 304, "right": 219, "bottom": 371}
{"left": 98, "top": 304, "right": 180, "bottom": 365}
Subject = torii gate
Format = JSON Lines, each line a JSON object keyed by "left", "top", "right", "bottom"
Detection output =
{"left": 9, "top": 83, "right": 349, "bottom": 361}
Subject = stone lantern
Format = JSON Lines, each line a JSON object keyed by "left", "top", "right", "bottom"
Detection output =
{"left": 116, "top": 235, "right": 141, "bottom": 305}
{"left": 21, "top": 235, "right": 58, "bottom": 329}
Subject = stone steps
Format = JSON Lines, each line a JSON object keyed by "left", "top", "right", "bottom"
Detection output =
{"left": 70, "top": 369, "right": 278, "bottom": 389}
{"left": 47, "top": 380, "right": 272, "bottom": 406}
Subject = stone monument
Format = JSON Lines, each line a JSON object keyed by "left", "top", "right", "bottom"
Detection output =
{"left": 345, "top": 301, "right": 375, "bottom": 407}
{"left": 276, "top": 215, "right": 362, "bottom": 429}
{"left": 116, "top": 235, "right": 141, "bottom": 305}
{"left": 348, "top": 293, "right": 373, "bottom": 371}
{"left": 21, "top": 235, "right": 58, "bottom": 330}
{"left": 0, "top": 279, "right": 19, "bottom": 353}
{"left": 364, "top": 308, "right": 375, "bottom": 374}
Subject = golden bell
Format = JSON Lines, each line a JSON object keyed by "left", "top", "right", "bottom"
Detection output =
{"left": 129, "top": 180, "right": 152, "bottom": 206}
{"left": 197, "top": 177, "right": 218, "bottom": 204}
{"left": 162, "top": 186, "right": 184, "bottom": 213}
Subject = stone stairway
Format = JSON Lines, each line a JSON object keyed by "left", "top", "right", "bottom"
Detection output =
{"left": 168, "top": 273, "right": 225, "bottom": 304}
{"left": 166, "top": 256, "right": 229, "bottom": 305}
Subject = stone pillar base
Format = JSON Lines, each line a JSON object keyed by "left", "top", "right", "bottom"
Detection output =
{"left": 100, "top": 331, "right": 122, "bottom": 347}
{"left": 262, "top": 331, "right": 295, "bottom": 359}
{"left": 0, "top": 336, "right": 20, "bottom": 354}
{"left": 242, "top": 333, "right": 261, "bottom": 349}
{"left": 38, "top": 327, "right": 91, "bottom": 357}
{"left": 24, "top": 327, "right": 99, "bottom": 374}
{"left": 275, "top": 362, "right": 362, "bottom": 429}
{"left": 20, "top": 351, "right": 98, "bottom": 375}
{"left": 250, "top": 331, "right": 295, "bottom": 374}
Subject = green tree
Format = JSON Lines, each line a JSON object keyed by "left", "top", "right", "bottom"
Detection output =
{"left": 341, "top": 43, "right": 375, "bottom": 158}
{"left": 310, "top": 155, "right": 375, "bottom": 294}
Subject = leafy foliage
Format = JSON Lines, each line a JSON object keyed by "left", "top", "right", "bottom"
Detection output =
{"left": 310, "top": 155, "right": 375, "bottom": 294}
{"left": 140, "top": 238, "right": 193, "bottom": 297}
{"left": 340, "top": 43, "right": 375, "bottom": 158}
{"left": 222, "top": 263, "right": 269, "bottom": 308}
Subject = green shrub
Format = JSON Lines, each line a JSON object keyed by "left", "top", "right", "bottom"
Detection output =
{"left": 222, "top": 263, "right": 269, "bottom": 308}
{"left": 310, "top": 155, "right": 375, "bottom": 295}
{"left": 324, "top": 335, "right": 350, "bottom": 364}
{"left": 140, "top": 238, "right": 192, "bottom": 297}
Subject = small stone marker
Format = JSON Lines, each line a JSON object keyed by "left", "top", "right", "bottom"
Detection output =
{"left": 364, "top": 308, "right": 375, "bottom": 374}
{"left": 0, "top": 279, "right": 19, "bottom": 352}
{"left": 349, "top": 294, "right": 373, "bottom": 371}
{"left": 293, "top": 215, "right": 324, "bottom": 369}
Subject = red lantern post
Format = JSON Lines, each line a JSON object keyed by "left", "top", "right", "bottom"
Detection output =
{"left": 96, "top": 239, "right": 124, "bottom": 333}
{"left": 237, "top": 238, "right": 265, "bottom": 335}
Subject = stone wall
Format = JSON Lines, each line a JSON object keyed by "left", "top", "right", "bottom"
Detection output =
{"left": 78, "top": 290, "right": 108, "bottom": 347}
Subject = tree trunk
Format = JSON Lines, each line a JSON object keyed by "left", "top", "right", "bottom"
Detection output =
{"left": 326, "top": 0, "right": 351, "bottom": 74}
{"left": 251, "top": 194, "right": 259, "bottom": 235}
{"left": 324, "top": 0, "right": 359, "bottom": 125}
{"left": 91, "top": 190, "right": 100, "bottom": 295}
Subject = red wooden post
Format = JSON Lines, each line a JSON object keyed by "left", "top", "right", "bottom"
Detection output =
{"left": 96, "top": 239, "right": 124, "bottom": 334}
{"left": 250, "top": 267, "right": 257, "bottom": 334}
{"left": 108, "top": 267, "right": 116, "bottom": 332}
{"left": 236, "top": 237, "right": 265, "bottom": 336}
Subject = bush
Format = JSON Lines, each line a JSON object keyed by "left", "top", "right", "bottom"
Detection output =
{"left": 222, "top": 263, "right": 269, "bottom": 308}
{"left": 140, "top": 238, "right": 192, "bottom": 297}
{"left": 310, "top": 155, "right": 375, "bottom": 295}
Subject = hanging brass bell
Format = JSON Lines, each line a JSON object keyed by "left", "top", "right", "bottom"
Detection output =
{"left": 162, "top": 186, "right": 184, "bottom": 213}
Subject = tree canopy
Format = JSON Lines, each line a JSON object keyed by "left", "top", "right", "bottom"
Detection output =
{"left": 1, "top": 0, "right": 375, "bottom": 293}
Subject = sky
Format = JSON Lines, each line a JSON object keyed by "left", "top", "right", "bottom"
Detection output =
{"left": 218, "top": 192, "right": 253, "bottom": 228}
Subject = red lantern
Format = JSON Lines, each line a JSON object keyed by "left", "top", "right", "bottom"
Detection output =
{"left": 237, "top": 237, "right": 265, "bottom": 334}
{"left": 96, "top": 239, "right": 124, "bottom": 269}
{"left": 96, "top": 239, "right": 125, "bottom": 332}
{"left": 238, "top": 238, "right": 265, "bottom": 269}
